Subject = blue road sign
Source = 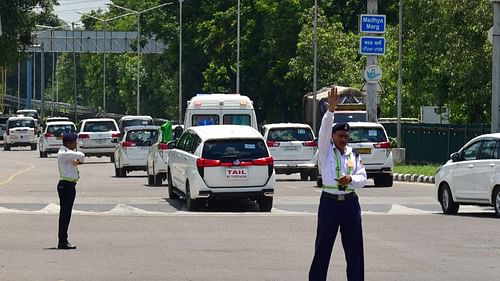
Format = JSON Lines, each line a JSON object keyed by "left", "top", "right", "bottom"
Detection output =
{"left": 359, "top": 36, "right": 386, "bottom": 56}
{"left": 360, "top": 14, "right": 386, "bottom": 34}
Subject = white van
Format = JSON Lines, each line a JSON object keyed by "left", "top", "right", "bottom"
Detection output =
{"left": 183, "top": 94, "right": 258, "bottom": 130}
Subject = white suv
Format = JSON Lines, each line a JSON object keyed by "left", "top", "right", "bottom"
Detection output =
{"left": 167, "top": 125, "right": 275, "bottom": 211}
{"left": 77, "top": 118, "right": 120, "bottom": 162}
{"left": 435, "top": 133, "right": 500, "bottom": 217}
{"left": 114, "top": 126, "right": 159, "bottom": 177}
{"left": 3, "top": 117, "right": 37, "bottom": 151}
{"left": 38, "top": 121, "right": 76, "bottom": 157}
{"left": 261, "top": 123, "right": 318, "bottom": 181}
{"left": 316, "top": 122, "right": 393, "bottom": 187}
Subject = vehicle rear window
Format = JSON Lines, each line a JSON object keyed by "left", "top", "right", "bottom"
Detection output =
{"left": 122, "top": 119, "right": 153, "bottom": 128}
{"left": 202, "top": 139, "right": 269, "bottom": 161}
{"left": 17, "top": 111, "right": 39, "bottom": 119}
{"left": 8, "top": 119, "right": 35, "bottom": 128}
{"left": 349, "top": 127, "right": 387, "bottom": 143}
{"left": 334, "top": 112, "right": 366, "bottom": 123}
{"left": 125, "top": 130, "right": 159, "bottom": 146}
{"left": 83, "top": 121, "right": 117, "bottom": 132}
{"left": 47, "top": 124, "right": 76, "bottom": 136}
{"left": 192, "top": 115, "right": 220, "bottom": 126}
{"left": 267, "top": 128, "right": 314, "bottom": 142}
{"left": 223, "top": 114, "right": 251, "bottom": 126}
{"left": 0, "top": 117, "right": 8, "bottom": 125}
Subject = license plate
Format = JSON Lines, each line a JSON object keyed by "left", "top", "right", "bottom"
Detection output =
{"left": 225, "top": 168, "right": 248, "bottom": 180}
{"left": 56, "top": 136, "right": 63, "bottom": 140}
{"left": 284, "top": 147, "right": 299, "bottom": 151}
{"left": 95, "top": 139, "right": 107, "bottom": 144}
{"left": 356, "top": 147, "right": 372, "bottom": 154}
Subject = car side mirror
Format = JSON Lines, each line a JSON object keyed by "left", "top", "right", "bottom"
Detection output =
{"left": 167, "top": 140, "right": 177, "bottom": 149}
{"left": 111, "top": 138, "right": 119, "bottom": 144}
{"left": 450, "top": 152, "right": 460, "bottom": 162}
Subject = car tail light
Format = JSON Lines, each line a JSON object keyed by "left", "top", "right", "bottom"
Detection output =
{"left": 78, "top": 133, "right": 90, "bottom": 139}
{"left": 266, "top": 141, "right": 280, "bottom": 147}
{"left": 122, "top": 141, "right": 136, "bottom": 148}
{"left": 197, "top": 158, "right": 222, "bottom": 178}
{"left": 253, "top": 156, "right": 274, "bottom": 177}
{"left": 112, "top": 133, "right": 121, "bottom": 138}
{"left": 44, "top": 133, "right": 55, "bottom": 138}
{"left": 374, "top": 142, "right": 391, "bottom": 148}
{"left": 159, "top": 143, "right": 169, "bottom": 150}
{"left": 302, "top": 140, "right": 317, "bottom": 147}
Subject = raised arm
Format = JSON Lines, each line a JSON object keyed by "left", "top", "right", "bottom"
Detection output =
{"left": 60, "top": 150, "right": 85, "bottom": 163}
{"left": 318, "top": 87, "right": 339, "bottom": 157}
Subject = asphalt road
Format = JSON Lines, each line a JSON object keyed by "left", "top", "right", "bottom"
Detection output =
{"left": 0, "top": 146, "right": 499, "bottom": 281}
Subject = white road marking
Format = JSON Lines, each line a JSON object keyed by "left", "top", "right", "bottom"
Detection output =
{"left": 284, "top": 185, "right": 298, "bottom": 189}
{"left": 387, "top": 204, "right": 435, "bottom": 215}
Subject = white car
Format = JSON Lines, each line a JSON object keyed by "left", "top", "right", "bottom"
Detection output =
{"left": 3, "top": 117, "right": 37, "bottom": 151}
{"left": 38, "top": 121, "right": 77, "bottom": 158}
{"left": 435, "top": 133, "right": 500, "bottom": 217}
{"left": 118, "top": 115, "right": 154, "bottom": 134}
{"left": 77, "top": 118, "right": 120, "bottom": 162}
{"left": 261, "top": 123, "right": 318, "bottom": 181}
{"left": 146, "top": 125, "right": 185, "bottom": 186}
{"left": 167, "top": 125, "right": 275, "bottom": 211}
{"left": 316, "top": 122, "right": 393, "bottom": 187}
{"left": 113, "top": 126, "right": 159, "bottom": 177}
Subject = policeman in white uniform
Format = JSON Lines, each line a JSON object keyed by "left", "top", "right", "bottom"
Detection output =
{"left": 309, "top": 87, "right": 367, "bottom": 281}
{"left": 57, "top": 133, "right": 85, "bottom": 249}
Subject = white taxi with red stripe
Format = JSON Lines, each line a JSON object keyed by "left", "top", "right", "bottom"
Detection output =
{"left": 38, "top": 121, "right": 77, "bottom": 157}
{"left": 114, "top": 126, "right": 159, "bottom": 177}
{"left": 77, "top": 118, "right": 120, "bottom": 162}
{"left": 167, "top": 125, "right": 275, "bottom": 211}
{"left": 261, "top": 123, "right": 318, "bottom": 181}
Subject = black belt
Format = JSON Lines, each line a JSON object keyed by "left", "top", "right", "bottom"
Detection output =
{"left": 322, "top": 191, "right": 357, "bottom": 201}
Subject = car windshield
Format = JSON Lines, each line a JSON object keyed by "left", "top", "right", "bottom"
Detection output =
{"left": 8, "top": 119, "right": 35, "bottom": 128}
{"left": 47, "top": 124, "right": 76, "bottom": 136}
{"left": 223, "top": 114, "right": 251, "bottom": 126}
{"left": 202, "top": 139, "right": 268, "bottom": 161}
{"left": 83, "top": 121, "right": 117, "bottom": 132}
{"left": 122, "top": 119, "right": 153, "bottom": 128}
{"left": 192, "top": 115, "right": 220, "bottom": 126}
{"left": 334, "top": 112, "right": 367, "bottom": 123}
{"left": 267, "top": 127, "right": 314, "bottom": 142}
{"left": 125, "top": 130, "right": 158, "bottom": 146}
{"left": 348, "top": 127, "right": 387, "bottom": 143}
{"left": 18, "top": 111, "right": 39, "bottom": 119}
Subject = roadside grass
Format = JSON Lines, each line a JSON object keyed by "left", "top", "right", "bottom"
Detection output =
{"left": 394, "top": 164, "right": 440, "bottom": 176}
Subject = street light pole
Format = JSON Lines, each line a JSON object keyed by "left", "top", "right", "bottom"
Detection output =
{"left": 179, "top": 0, "right": 183, "bottom": 124}
{"left": 492, "top": 0, "right": 500, "bottom": 133}
{"left": 397, "top": 0, "right": 403, "bottom": 147}
{"left": 78, "top": 12, "right": 134, "bottom": 114}
{"left": 108, "top": 2, "right": 172, "bottom": 115}
{"left": 236, "top": 0, "right": 240, "bottom": 94}
{"left": 312, "top": 0, "right": 318, "bottom": 134}
{"left": 72, "top": 22, "right": 77, "bottom": 122}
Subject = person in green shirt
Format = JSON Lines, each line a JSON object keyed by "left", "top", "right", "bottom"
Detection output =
{"left": 160, "top": 120, "right": 173, "bottom": 143}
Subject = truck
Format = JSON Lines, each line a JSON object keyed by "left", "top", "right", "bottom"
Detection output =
{"left": 303, "top": 85, "right": 382, "bottom": 131}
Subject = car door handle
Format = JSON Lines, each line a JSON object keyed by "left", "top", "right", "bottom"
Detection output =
{"left": 489, "top": 163, "right": 496, "bottom": 167}
{"left": 467, "top": 164, "right": 474, "bottom": 168}
{"left": 183, "top": 157, "right": 188, "bottom": 160}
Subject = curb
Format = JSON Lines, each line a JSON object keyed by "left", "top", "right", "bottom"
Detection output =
{"left": 393, "top": 173, "right": 435, "bottom": 184}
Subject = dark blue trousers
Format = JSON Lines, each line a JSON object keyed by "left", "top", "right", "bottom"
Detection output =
{"left": 57, "top": 180, "right": 76, "bottom": 243}
{"left": 309, "top": 193, "right": 364, "bottom": 281}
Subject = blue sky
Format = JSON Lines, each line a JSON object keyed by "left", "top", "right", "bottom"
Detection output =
{"left": 54, "top": 0, "right": 111, "bottom": 24}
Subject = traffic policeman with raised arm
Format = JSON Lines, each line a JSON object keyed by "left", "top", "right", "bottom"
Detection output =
{"left": 56, "top": 133, "right": 85, "bottom": 250}
{"left": 309, "top": 87, "right": 367, "bottom": 281}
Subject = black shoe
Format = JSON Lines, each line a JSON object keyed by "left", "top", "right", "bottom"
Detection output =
{"left": 57, "top": 241, "right": 77, "bottom": 250}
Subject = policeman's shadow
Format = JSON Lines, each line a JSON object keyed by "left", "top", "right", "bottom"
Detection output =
{"left": 43, "top": 247, "right": 75, "bottom": 250}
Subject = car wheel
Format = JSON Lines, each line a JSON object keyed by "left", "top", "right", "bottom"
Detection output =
{"left": 300, "top": 172, "right": 308, "bottom": 181}
{"left": 380, "top": 174, "right": 393, "bottom": 187}
{"left": 373, "top": 174, "right": 384, "bottom": 187}
{"left": 316, "top": 176, "right": 323, "bottom": 188}
{"left": 4, "top": 144, "right": 10, "bottom": 151}
{"left": 493, "top": 187, "right": 500, "bottom": 218}
{"left": 40, "top": 151, "right": 47, "bottom": 158}
{"left": 30, "top": 144, "right": 37, "bottom": 151}
{"left": 154, "top": 174, "right": 162, "bottom": 186}
{"left": 309, "top": 170, "right": 318, "bottom": 181}
{"left": 148, "top": 174, "right": 154, "bottom": 186}
{"left": 440, "top": 183, "right": 459, "bottom": 215}
{"left": 258, "top": 197, "right": 273, "bottom": 212}
{"left": 167, "top": 169, "right": 179, "bottom": 199}
{"left": 115, "top": 167, "right": 120, "bottom": 177}
{"left": 110, "top": 155, "right": 115, "bottom": 163}
{"left": 185, "top": 182, "right": 201, "bottom": 211}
